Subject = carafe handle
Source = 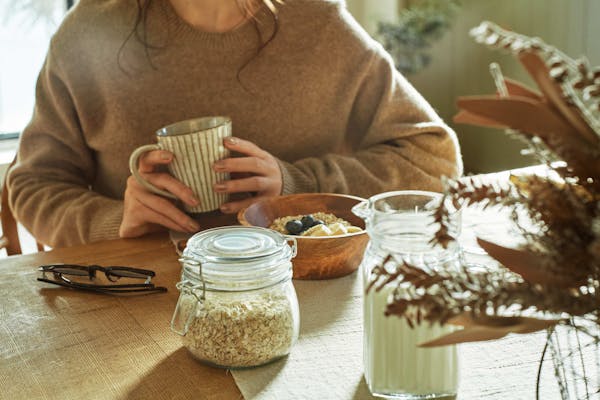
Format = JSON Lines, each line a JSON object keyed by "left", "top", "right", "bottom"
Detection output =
{"left": 352, "top": 200, "right": 371, "bottom": 221}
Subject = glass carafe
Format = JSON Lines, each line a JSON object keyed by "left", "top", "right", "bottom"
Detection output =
{"left": 353, "top": 191, "right": 460, "bottom": 399}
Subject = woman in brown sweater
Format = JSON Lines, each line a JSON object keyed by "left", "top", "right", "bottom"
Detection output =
{"left": 8, "top": 0, "right": 462, "bottom": 247}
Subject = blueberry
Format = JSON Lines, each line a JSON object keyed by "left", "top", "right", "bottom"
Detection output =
{"left": 285, "top": 220, "right": 304, "bottom": 235}
{"left": 301, "top": 215, "right": 315, "bottom": 229}
{"left": 312, "top": 219, "right": 324, "bottom": 227}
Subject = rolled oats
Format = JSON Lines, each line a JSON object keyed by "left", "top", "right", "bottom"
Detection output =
{"left": 182, "top": 291, "right": 295, "bottom": 368}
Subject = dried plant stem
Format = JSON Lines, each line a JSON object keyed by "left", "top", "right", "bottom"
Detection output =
{"left": 537, "top": 329, "right": 553, "bottom": 400}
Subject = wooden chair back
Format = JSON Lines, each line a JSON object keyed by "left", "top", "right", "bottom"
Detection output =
{"left": 1, "top": 157, "right": 44, "bottom": 255}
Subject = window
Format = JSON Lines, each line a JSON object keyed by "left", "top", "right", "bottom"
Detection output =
{"left": 0, "top": 1, "right": 72, "bottom": 138}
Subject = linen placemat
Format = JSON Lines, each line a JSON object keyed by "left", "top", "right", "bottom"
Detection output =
{"left": 231, "top": 271, "right": 563, "bottom": 400}
{"left": 232, "top": 272, "right": 375, "bottom": 400}
{"left": 229, "top": 207, "right": 509, "bottom": 400}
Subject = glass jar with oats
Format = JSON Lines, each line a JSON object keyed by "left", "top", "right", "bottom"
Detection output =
{"left": 170, "top": 226, "right": 299, "bottom": 369}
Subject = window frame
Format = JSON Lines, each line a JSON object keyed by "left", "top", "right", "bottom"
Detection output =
{"left": 0, "top": 0, "right": 75, "bottom": 141}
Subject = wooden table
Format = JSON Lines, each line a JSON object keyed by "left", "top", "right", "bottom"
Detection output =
{"left": 0, "top": 230, "right": 565, "bottom": 400}
{"left": 0, "top": 179, "right": 580, "bottom": 399}
{"left": 0, "top": 233, "right": 242, "bottom": 400}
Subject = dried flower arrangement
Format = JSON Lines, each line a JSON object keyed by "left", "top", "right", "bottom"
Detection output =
{"left": 368, "top": 21, "right": 600, "bottom": 399}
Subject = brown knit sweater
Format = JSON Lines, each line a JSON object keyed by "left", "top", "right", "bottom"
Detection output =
{"left": 8, "top": 0, "right": 462, "bottom": 248}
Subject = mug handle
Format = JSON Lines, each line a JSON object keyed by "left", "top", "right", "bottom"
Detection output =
{"left": 129, "top": 144, "right": 177, "bottom": 200}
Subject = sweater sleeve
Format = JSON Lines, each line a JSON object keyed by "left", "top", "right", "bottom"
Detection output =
{"left": 277, "top": 48, "right": 463, "bottom": 197}
{"left": 7, "top": 45, "right": 124, "bottom": 248}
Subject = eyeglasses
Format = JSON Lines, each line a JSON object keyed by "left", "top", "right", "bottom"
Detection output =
{"left": 37, "top": 264, "right": 168, "bottom": 295}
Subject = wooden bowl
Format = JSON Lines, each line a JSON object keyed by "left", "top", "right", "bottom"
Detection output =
{"left": 237, "top": 193, "right": 369, "bottom": 280}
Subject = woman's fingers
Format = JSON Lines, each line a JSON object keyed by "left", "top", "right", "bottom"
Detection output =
{"left": 138, "top": 150, "right": 173, "bottom": 173}
{"left": 143, "top": 172, "right": 199, "bottom": 207}
{"left": 220, "top": 196, "right": 268, "bottom": 214}
{"left": 223, "top": 137, "right": 269, "bottom": 159}
{"left": 216, "top": 137, "right": 283, "bottom": 197}
{"left": 120, "top": 197, "right": 190, "bottom": 238}
{"left": 214, "top": 176, "right": 274, "bottom": 194}
{"left": 120, "top": 176, "right": 200, "bottom": 238}
{"left": 122, "top": 151, "right": 204, "bottom": 238}
{"left": 137, "top": 151, "right": 199, "bottom": 206}
{"left": 213, "top": 157, "right": 270, "bottom": 175}
{"left": 134, "top": 183, "right": 200, "bottom": 232}
{"left": 136, "top": 199, "right": 189, "bottom": 233}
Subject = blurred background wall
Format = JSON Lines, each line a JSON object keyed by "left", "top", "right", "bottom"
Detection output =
{"left": 1, "top": 1, "right": 598, "bottom": 175}
{"left": 346, "top": 0, "right": 600, "bottom": 173}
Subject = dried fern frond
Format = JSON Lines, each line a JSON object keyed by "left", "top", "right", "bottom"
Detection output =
{"left": 368, "top": 257, "right": 600, "bottom": 330}
{"left": 431, "top": 176, "right": 517, "bottom": 249}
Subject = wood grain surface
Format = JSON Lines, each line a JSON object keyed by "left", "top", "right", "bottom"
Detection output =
{"left": 0, "top": 233, "right": 242, "bottom": 400}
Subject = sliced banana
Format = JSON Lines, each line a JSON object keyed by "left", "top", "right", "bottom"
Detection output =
{"left": 346, "top": 226, "right": 362, "bottom": 234}
{"left": 327, "top": 222, "right": 348, "bottom": 236}
{"left": 303, "top": 224, "right": 333, "bottom": 237}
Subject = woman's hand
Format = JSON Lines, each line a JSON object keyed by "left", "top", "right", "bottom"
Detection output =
{"left": 120, "top": 150, "right": 201, "bottom": 238}
{"left": 213, "top": 137, "right": 283, "bottom": 214}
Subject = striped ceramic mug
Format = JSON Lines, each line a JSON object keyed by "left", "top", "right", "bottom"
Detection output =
{"left": 129, "top": 116, "right": 231, "bottom": 214}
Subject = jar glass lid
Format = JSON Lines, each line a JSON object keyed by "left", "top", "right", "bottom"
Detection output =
{"left": 185, "top": 226, "right": 289, "bottom": 263}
